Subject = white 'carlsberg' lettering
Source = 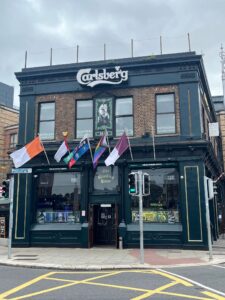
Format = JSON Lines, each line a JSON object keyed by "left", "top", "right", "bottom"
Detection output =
{"left": 76, "top": 66, "right": 128, "bottom": 87}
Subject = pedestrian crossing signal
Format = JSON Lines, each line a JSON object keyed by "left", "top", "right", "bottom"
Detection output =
{"left": 128, "top": 173, "right": 138, "bottom": 195}
{"left": 143, "top": 173, "right": 150, "bottom": 196}
{"left": 2, "top": 180, "right": 9, "bottom": 198}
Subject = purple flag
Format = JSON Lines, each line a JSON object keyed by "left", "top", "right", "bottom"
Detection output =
{"left": 105, "top": 132, "right": 129, "bottom": 166}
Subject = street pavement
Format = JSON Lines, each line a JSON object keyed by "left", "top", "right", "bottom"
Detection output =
{"left": 0, "top": 236, "right": 225, "bottom": 270}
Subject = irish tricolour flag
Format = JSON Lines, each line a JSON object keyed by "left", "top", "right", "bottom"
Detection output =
{"left": 10, "top": 136, "right": 44, "bottom": 168}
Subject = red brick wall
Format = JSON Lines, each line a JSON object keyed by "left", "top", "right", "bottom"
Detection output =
{"left": 36, "top": 85, "right": 180, "bottom": 141}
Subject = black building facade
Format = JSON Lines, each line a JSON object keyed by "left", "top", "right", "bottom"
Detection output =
{"left": 12, "top": 52, "right": 223, "bottom": 249}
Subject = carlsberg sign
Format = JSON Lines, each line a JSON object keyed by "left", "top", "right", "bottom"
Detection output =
{"left": 76, "top": 66, "right": 128, "bottom": 87}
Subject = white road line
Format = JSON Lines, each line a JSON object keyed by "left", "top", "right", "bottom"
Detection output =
{"left": 212, "top": 265, "right": 225, "bottom": 269}
{"left": 159, "top": 268, "right": 225, "bottom": 297}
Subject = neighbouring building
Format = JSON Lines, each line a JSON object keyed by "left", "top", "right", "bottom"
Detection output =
{"left": 0, "top": 106, "right": 18, "bottom": 238}
{"left": 0, "top": 82, "right": 14, "bottom": 108}
{"left": 212, "top": 95, "right": 225, "bottom": 234}
{"left": 0, "top": 105, "right": 18, "bottom": 183}
{"left": 13, "top": 52, "right": 223, "bottom": 249}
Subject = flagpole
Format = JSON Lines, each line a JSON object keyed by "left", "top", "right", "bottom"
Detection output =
{"left": 87, "top": 137, "right": 93, "bottom": 163}
{"left": 105, "top": 129, "right": 111, "bottom": 153}
{"left": 38, "top": 134, "right": 50, "bottom": 165}
{"left": 152, "top": 126, "right": 156, "bottom": 160}
{"left": 125, "top": 129, "right": 133, "bottom": 161}
{"left": 63, "top": 131, "right": 70, "bottom": 153}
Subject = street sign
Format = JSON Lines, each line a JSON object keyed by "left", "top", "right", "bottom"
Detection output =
{"left": 209, "top": 122, "right": 219, "bottom": 137}
{"left": 12, "top": 168, "right": 32, "bottom": 174}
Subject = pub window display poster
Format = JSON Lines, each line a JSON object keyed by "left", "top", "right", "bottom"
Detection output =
{"left": 95, "top": 97, "right": 113, "bottom": 137}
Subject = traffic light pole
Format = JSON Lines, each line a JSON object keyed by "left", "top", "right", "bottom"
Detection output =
{"left": 8, "top": 176, "right": 14, "bottom": 259}
{"left": 138, "top": 170, "right": 144, "bottom": 264}
{"left": 204, "top": 176, "right": 213, "bottom": 260}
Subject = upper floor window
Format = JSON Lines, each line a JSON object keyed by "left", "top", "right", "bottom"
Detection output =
{"left": 39, "top": 102, "right": 55, "bottom": 140}
{"left": 10, "top": 133, "right": 17, "bottom": 148}
{"left": 156, "top": 94, "right": 176, "bottom": 134}
{"left": 115, "top": 97, "right": 133, "bottom": 136}
{"left": 76, "top": 100, "right": 93, "bottom": 138}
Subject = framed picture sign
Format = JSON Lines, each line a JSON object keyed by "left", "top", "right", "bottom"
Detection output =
{"left": 95, "top": 97, "right": 113, "bottom": 137}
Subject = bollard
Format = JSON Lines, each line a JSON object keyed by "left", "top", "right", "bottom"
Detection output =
{"left": 119, "top": 237, "right": 123, "bottom": 249}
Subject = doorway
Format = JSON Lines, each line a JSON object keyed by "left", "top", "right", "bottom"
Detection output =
{"left": 89, "top": 204, "right": 118, "bottom": 247}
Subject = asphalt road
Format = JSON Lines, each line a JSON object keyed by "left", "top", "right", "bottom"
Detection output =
{"left": 0, "top": 264, "right": 224, "bottom": 299}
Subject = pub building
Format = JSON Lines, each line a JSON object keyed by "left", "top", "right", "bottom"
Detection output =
{"left": 12, "top": 51, "right": 223, "bottom": 249}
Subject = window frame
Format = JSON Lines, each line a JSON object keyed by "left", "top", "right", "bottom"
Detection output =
{"left": 38, "top": 101, "right": 55, "bottom": 140}
{"left": 155, "top": 93, "right": 176, "bottom": 135}
{"left": 130, "top": 166, "right": 180, "bottom": 224}
{"left": 115, "top": 96, "right": 134, "bottom": 137}
{"left": 75, "top": 99, "right": 93, "bottom": 139}
{"left": 34, "top": 171, "right": 82, "bottom": 224}
{"left": 9, "top": 133, "right": 17, "bottom": 149}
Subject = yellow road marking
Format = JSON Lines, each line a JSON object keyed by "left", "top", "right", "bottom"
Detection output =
{"left": 152, "top": 269, "right": 193, "bottom": 286}
{"left": 46, "top": 276, "right": 148, "bottom": 293}
{"left": 84, "top": 280, "right": 150, "bottom": 292}
{"left": 46, "top": 277, "right": 79, "bottom": 283}
{"left": 6, "top": 282, "right": 80, "bottom": 300}
{"left": 203, "top": 291, "right": 225, "bottom": 300}
{"left": 131, "top": 281, "right": 178, "bottom": 300}
{"left": 0, "top": 272, "right": 55, "bottom": 300}
{"left": 1, "top": 271, "right": 122, "bottom": 300}
{"left": 159, "top": 291, "right": 214, "bottom": 300}
{"left": 0, "top": 269, "right": 223, "bottom": 300}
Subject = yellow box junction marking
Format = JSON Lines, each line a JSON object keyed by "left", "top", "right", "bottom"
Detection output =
{"left": 0, "top": 269, "right": 224, "bottom": 300}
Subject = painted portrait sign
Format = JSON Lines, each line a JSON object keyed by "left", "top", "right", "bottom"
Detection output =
{"left": 95, "top": 97, "right": 113, "bottom": 137}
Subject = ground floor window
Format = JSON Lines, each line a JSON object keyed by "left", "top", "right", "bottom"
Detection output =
{"left": 35, "top": 172, "right": 81, "bottom": 224}
{"left": 131, "top": 168, "right": 180, "bottom": 223}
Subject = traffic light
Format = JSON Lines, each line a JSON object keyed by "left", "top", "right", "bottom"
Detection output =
{"left": 143, "top": 173, "right": 150, "bottom": 196}
{"left": 213, "top": 181, "right": 218, "bottom": 196}
{"left": 128, "top": 172, "right": 138, "bottom": 195}
{"left": 2, "top": 180, "right": 9, "bottom": 198}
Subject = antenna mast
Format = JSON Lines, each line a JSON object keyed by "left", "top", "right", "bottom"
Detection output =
{"left": 219, "top": 45, "right": 225, "bottom": 107}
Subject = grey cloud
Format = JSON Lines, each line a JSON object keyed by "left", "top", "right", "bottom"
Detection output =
{"left": 0, "top": 0, "right": 225, "bottom": 106}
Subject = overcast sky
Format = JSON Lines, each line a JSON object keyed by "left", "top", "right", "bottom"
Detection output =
{"left": 0, "top": 0, "right": 225, "bottom": 107}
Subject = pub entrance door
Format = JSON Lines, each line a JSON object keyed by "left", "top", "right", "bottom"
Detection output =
{"left": 91, "top": 204, "right": 118, "bottom": 247}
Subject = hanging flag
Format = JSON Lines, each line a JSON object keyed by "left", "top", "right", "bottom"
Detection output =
{"left": 105, "top": 132, "right": 129, "bottom": 166}
{"left": 64, "top": 136, "right": 90, "bottom": 168}
{"left": 10, "top": 136, "right": 44, "bottom": 168}
{"left": 54, "top": 140, "right": 70, "bottom": 163}
{"left": 93, "top": 134, "right": 108, "bottom": 169}
{"left": 63, "top": 151, "right": 75, "bottom": 164}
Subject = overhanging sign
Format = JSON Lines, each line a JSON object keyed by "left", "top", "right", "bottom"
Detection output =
{"left": 12, "top": 168, "right": 32, "bottom": 174}
{"left": 77, "top": 66, "right": 128, "bottom": 87}
{"left": 209, "top": 122, "right": 219, "bottom": 137}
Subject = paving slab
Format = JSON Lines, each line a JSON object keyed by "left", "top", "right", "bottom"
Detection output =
{"left": 0, "top": 237, "right": 224, "bottom": 270}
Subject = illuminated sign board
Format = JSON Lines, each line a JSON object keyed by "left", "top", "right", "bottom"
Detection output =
{"left": 77, "top": 66, "right": 128, "bottom": 87}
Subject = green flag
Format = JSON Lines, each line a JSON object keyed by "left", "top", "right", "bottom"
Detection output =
{"left": 63, "top": 152, "right": 73, "bottom": 164}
